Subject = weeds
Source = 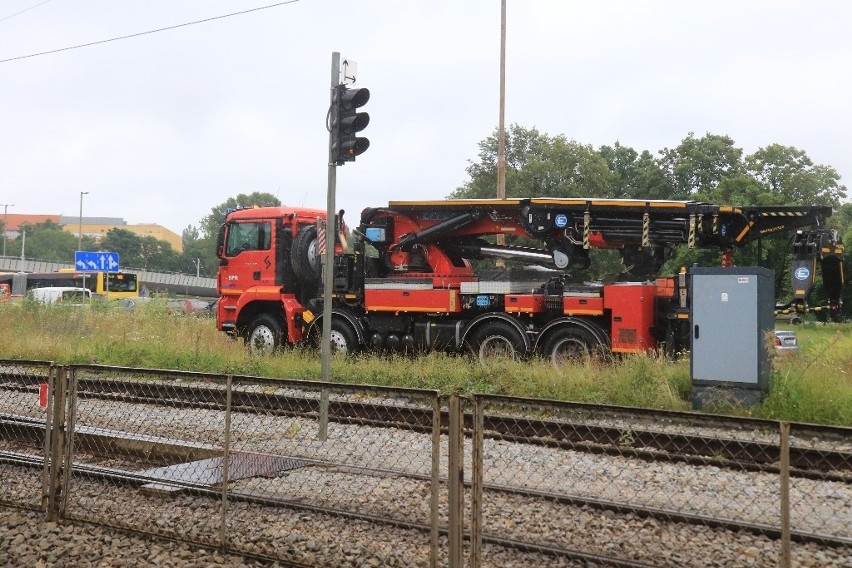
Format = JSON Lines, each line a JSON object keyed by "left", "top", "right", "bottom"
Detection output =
{"left": 0, "top": 303, "right": 849, "bottom": 425}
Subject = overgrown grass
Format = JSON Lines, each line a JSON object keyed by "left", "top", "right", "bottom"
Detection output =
{"left": 0, "top": 301, "right": 849, "bottom": 425}
{"left": 761, "top": 325, "right": 852, "bottom": 426}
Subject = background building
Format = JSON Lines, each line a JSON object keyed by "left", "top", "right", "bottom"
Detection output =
{"left": 2, "top": 213, "right": 183, "bottom": 252}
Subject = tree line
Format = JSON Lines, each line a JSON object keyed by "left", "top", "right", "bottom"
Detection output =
{"left": 451, "top": 127, "right": 851, "bottom": 310}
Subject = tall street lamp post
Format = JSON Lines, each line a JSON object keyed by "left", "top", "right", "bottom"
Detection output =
{"left": 1, "top": 203, "right": 12, "bottom": 257}
{"left": 78, "top": 192, "right": 89, "bottom": 251}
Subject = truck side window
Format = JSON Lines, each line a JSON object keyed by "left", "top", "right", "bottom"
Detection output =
{"left": 226, "top": 221, "right": 271, "bottom": 256}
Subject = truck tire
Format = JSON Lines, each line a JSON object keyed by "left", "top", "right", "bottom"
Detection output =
{"left": 291, "top": 226, "right": 321, "bottom": 285}
{"left": 466, "top": 321, "right": 526, "bottom": 365}
{"left": 244, "top": 314, "right": 283, "bottom": 356}
{"left": 541, "top": 325, "right": 605, "bottom": 368}
{"left": 328, "top": 318, "right": 359, "bottom": 355}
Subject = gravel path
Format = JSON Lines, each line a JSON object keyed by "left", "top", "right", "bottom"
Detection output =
{"left": 2, "top": 501, "right": 850, "bottom": 568}
{"left": 0, "top": 507, "right": 275, "bottom": 568}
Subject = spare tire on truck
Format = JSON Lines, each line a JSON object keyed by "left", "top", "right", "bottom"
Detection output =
{"left": 291, "top": 225, "right": 322, "bottom": 285}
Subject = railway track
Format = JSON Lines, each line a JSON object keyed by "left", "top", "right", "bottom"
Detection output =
{"left": 1, "top": 373, "right": 850, "bottom": 482}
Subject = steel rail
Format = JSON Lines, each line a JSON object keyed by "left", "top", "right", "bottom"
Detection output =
{"left": 2, "top": 377, "right": 849, "bottom": 481}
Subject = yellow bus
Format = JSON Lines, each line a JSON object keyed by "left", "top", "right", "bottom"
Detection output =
{"left": 40, "top": 270, "right": 140, "bottom": 299}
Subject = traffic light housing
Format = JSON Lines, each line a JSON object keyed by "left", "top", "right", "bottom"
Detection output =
{"left": 331, "top": 84, "right": 370, "bottom": 165}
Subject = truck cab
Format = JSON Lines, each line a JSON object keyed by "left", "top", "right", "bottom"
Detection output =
{"left": 216, "top": 206, "right": 327, "bottom": 351}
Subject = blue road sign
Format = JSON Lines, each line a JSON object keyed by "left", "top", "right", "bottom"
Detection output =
{"left": 75, "top": 251, "right": 120, "bottom": 273}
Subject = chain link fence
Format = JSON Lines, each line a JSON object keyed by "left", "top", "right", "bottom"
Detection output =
{"left": 467, "top": 394, "right": 852, "bottom": 567}
{"left": 0, "top": 360, "right": 54, "bottom": 513}
{"left": 56, "top": 364, "right": 443, "bottom": 566}
{"left": 218, "top": 373, "right": 443, "bottom": 565}
{"left": 0, "top": 360, "right": 850, "bottom": 567}
{"left": 787, "top": 422, "right": 852, "bottom": 541}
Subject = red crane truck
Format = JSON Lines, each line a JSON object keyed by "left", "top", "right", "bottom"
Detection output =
{"left": 215, "top": 198, "right": 843, "bottom": 363}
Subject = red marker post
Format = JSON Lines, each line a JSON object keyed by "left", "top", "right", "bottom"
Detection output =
{"left": 39, "top": 384, "right": 48, "bottom": 408}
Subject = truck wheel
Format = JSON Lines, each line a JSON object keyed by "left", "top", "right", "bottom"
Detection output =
{"left": 542, "top": 326, "right": 604, "bottom": 368}
{"left": 467, "top": 321, "right": 526, "bottom": 365}
{"left": 328, "top": 318, "right": 359, "bottom": 355}
{"left": 244, "top": 315, "right": 283, "bottom": 356}
{"left": 291, "top": 226, "right": 321, "bottom": 285}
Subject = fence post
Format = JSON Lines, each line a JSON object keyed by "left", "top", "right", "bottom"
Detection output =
{"left": 318, "top": 387, "right": 329, "bottom": 441}
{"left": 59, "top": 366, "right": 79, "bottom": 519}
{"left": 430, "top": 394, "right": 441, "bottom": 568}
{"left": 40, "top": 365, "right": 56, "bottom": 516}
{"left": 219, "top": 374, "right": 233, "bottom": 551}
{"left": 779, "top": 421, "right": 791, "bottom": 568}
{"left": 46, "top": 366, "right": 67, "bottom": 521}
{"left": 470, "top": 395, "right": 484, "bottom": 568}
{"left": 447, "top": 395, "right": 464, "bottom": 568}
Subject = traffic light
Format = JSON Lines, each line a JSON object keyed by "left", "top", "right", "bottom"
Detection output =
{"left": 330, "top": 84, "right": 370, "bottom": 165}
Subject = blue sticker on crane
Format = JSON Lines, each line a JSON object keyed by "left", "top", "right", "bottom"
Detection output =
{"left": 554, "top": 213, "right": 568, "bottom": 228}
{"left": 795, "top": 267, "right": 810, "bottom": 280}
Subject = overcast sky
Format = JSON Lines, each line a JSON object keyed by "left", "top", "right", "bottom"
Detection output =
{"left": 1, "top": 0, "right": 850, "bottom": 237}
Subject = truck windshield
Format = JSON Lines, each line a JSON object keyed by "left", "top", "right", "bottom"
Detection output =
{"left": 226, "top": 221, "right": 271, "bottom": 256}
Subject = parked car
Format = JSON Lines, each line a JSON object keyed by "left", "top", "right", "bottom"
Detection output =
{"left": 775, "top": 311, "right": 803, "bottom": 325}
{"left": 774, "top": 329, "right": 799, "bottom": 354}
{"left": 167, "top": 299, "right": 216, "bottom": 317}
{"left": 115, "top": 297, "right": 153, "bottom": 311}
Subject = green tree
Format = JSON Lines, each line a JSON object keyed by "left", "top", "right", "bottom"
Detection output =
{"left": 98, "top": 228, "right": 180, "bottom": 271}
{"left": 695, "top": 173, "right": 776, "bottom": 205}
{"left": 450, "top": 125, "right": 615, "bottom": 199}
{"left": 138, "top": 236, "right": 180, "bottom": 271}
{"left": 598, "top": 142, "right": 673, "bottom": 199}
{"left": 659, "top": 132, "right": 743, "bottom": 197}
{"left": 179, "top": 224, "right": 217, "bottom": 278}
{"left": 182, "top": 224, "right": 200, "bottom": 244}
{"left": 99, "top": 229, "right": 144, "bottom": 267}
{"left": 7, "top": 220, "right": 81, "bottom": 262}
{"left": 200, "top": 192, "right": 281, "bottom": 240}
{"left": 745, "top": 144, "right": 847, "bottom": 207}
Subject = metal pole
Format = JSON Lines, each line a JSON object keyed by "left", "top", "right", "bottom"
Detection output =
{"left": 59, "top": 366, "right": 78, "bottom": 519}
{"left": 318, "top": 387, "right": 329, "bottom": 442}
{"left": 47, "top": 367, "right": 68, "bottom": 521}
{"left": 78, "top": 192, "right": 89, "bottom": 251}
{"left": 470, "top": 396, "right": 484, "bottom": 568}
{"left": 447, "top": 395, "right": 464, "bottom": 567}
{"left": 1, "top": 204, "right": 12, "bottom": 257}
{"left": 495, "top": 0, "right": 508, "bottom": 267}
{"left": 497, "top": 0, "right": 507, "bottom": 201}
{"left": 321, "top": 52, "right": 340, "bottom": 385}
{"left": 429, "top": 394, "right": 441, "bottom": 568}
{"left": 220, "top": 375, "right": 233, "bottom": 550}
{"left": 779, "top": 421, "right": 791, "bottom": 568}
{"left": 41, "top": 365, "right": 57, "bottom": 515}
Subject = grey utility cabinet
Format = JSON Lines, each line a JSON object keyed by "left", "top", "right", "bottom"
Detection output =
{"left": 690, "top": 267, "right": 775, "bottom": 407}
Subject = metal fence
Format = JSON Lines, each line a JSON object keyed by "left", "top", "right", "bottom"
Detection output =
{"left": 0, "top": 360, "right": 850, "bottom": 567}
{"left": 466, "top": 395, "right": 852, "bottom": 567}
{"left": 0, "top": 360, "right": 57, "bottom": 514}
